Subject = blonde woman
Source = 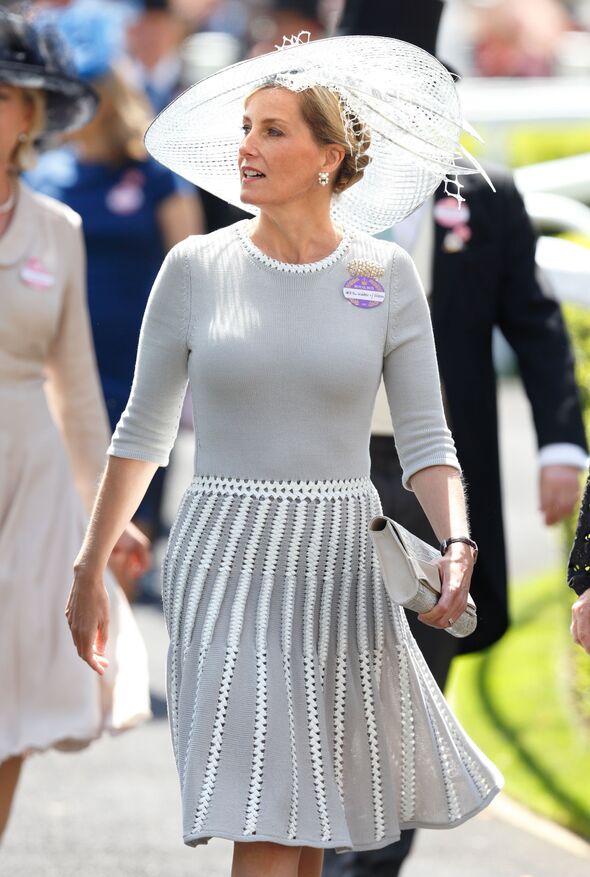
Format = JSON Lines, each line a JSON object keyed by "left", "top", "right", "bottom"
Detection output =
{"left": 28, "top": 5, "right": 204, "bottom": 560}
{"left": 0, "top": 11, "right": 150, "bottom": 839}
{"left": 67, "top": 34, "right": 503, "bottom": 877}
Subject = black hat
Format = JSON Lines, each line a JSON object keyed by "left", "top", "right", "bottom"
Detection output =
{"left": 339, "top": 0, "right": 443, "bottom": 57}
{"left": 136, "top": 0, "right": 171, "bottom": 11}
{"left": 0, "top": 8, "right": 98, "bottom": 134}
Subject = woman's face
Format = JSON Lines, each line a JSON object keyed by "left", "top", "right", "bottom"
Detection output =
{"left": 0, "top": 83, "right": 33, "bottom": 169}
{"left": 238, "top": 87, "right": 337, "bottom": 209}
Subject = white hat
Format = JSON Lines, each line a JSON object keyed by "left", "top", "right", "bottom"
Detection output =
{"left": 145, "top": 33, "right": 491, "bottom": 234}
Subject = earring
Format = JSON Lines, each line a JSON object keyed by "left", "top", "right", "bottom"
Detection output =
{"left": 18, "top": 132, "right": 28, "bottom": 143}
{"left": 318, "top": 171, "right": 329, "bottom": 187}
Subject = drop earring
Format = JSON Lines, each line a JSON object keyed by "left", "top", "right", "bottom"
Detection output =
{"left": 318, "top": 171, "right": 329, "bottom": 187}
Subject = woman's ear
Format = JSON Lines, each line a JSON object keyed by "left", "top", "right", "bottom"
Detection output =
{"left": 322, "top": 143, "right": 346, "bottom": 176}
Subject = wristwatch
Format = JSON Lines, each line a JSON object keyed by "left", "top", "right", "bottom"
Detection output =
{"left": 440, "top": 536, "right": 478, "bottom": 563}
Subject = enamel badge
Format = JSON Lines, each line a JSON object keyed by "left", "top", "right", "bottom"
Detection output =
{"left": 343, "top": 259, "right": 385, "bottom": 308}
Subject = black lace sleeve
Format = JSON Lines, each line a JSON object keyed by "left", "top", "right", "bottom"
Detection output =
{"left": 568, "top": 471, "right": 590, "bottom": 596}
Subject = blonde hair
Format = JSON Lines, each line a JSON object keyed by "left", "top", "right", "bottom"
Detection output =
{"left": 246, "top": 84, "right": 371, "bottom": 194}
{"left": 75, "top": 68, "right": 152, "bottom": 163}
{"left": 12, "top": 88, "right": 46, "bottom": 172}
{"left": 297, "top": 86, "right": 371, "bottom": 194}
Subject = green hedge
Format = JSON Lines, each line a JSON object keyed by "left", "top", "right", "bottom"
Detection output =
{"left": 448, "top": 570, "right": 590, "bottom": 837}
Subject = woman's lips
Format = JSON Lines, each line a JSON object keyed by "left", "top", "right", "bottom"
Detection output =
{"left": 241, "top": 167, "right": 266, "bottom": 183}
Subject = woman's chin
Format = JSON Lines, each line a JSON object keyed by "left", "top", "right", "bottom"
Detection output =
{"left": 239, "top": 188, "right": 262, "bottom": 208}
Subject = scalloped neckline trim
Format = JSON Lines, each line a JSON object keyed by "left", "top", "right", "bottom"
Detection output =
{"left": 236, "top": 220, "right": 351, "bottom": 274}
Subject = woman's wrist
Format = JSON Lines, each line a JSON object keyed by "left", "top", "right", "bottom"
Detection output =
{"left": 442, "top": 540, "right": 477, "bottom": 566}
{"left": 74, "top": 551, "right": 109, "bottom": 579}
{"left": 440, "top": 536, "right": 478, "bottom": 563}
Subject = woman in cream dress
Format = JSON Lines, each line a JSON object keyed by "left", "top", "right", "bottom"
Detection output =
{"left": 0, "top": 10, "right": 150, "bottom": 838}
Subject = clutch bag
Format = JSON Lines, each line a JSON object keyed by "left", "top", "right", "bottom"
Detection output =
{"left": 368, "top": 515, "right": 477, "bottom": 639}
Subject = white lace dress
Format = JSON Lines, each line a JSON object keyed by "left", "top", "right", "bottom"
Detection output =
{"left": 109, "top": 220, "right": 503, "bottom": 851}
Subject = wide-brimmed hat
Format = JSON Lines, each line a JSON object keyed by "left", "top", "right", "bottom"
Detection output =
{"left": 145, "top": 33, "right": 491, "bottom": 233}
{"left": 0, "top": 9, "right": 98, "bottom": 135}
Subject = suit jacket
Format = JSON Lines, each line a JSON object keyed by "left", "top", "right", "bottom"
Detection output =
{"left": 431, "top": 168, "right": 587, "bottom": 651}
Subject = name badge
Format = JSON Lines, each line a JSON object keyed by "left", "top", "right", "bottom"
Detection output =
{"left": 343, "top": 276, "right": 385, "bottom": 308}
{"left": 343, "top": 259, "right": 386, "bottom": 309}
{"left": 20, "top": 257, "right": 54, "bottom": 290}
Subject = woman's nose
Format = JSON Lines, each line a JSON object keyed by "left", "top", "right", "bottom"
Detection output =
{"left": 239, "top": 130, "right": 258, "bottom": 159}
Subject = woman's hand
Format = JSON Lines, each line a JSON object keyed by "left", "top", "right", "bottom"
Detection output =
{"left": 418, "top": 543, "right": 475, "bottom": 630}
{"left": 571, "top": 589, "right": 590, "bottom": 655}
{"left": 65, "top": 566, "right": 110, "bottom": 676}
{"left": 109, "top": 522, "right": 152, "bottom": 583}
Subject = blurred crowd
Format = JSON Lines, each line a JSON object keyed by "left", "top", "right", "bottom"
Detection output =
{"left": 5, "top": 0, "right": 590, "bottom": 88}
{"left": 440, "top": 0, "right": 590, "bottom": 77}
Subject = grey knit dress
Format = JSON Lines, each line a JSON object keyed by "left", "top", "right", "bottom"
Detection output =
{"left": 109, "top": 220, "right": 503, "bottom": 852}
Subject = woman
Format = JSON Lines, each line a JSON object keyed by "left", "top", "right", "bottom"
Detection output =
{"left": 0, "top": 11, "right": 150, "bottom": 839}
{"left": 67, "top": 34, "right": 503, "bottom": 876}
{"left": 568, "top": 475, "right": 590, "bottom": 655}
{"left": 28, "top": 1, "right": 204, "bottom": 557}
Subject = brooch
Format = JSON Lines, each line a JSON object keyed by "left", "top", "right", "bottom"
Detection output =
{"left": 343, "top": 259, "right": 386, "bottom": 308}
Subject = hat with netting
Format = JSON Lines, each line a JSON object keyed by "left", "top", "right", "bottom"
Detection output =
{"left": 145, "top": 33, "right": 491, "bottom": 233}
{"left": 0, "top": 8, "right": 98, "bottom": 135}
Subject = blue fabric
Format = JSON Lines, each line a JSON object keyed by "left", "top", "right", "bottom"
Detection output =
{"left": 35, "top": 0, "right": 138, "bottom": 81}
{"left": 27, "top": 147, "right": 179, "bottom": 431}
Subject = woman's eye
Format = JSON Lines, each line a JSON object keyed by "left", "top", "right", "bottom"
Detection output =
{"left": 268, "top": 128, "right": 283, "bottom": 137}
{"left": 241, "top": 125, "right": 251, "bottom": 134}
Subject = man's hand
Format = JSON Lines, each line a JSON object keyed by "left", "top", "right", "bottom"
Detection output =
{"left": 539, "top": 465, "right": 581, "bottom": 525}
{"left": 571, "top": 589, "right": 590, "bottom": 655}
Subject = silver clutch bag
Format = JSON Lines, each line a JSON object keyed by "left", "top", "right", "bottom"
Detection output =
{"left": 369, "top": 515, "right": 477, "bottom": 639}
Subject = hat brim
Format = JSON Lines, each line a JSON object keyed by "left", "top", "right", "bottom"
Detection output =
{"left": 145, "top": 35, "right": 481, "bottom": 233}
{"left": 0, "top": 62, "right": 98, "bottom": 134}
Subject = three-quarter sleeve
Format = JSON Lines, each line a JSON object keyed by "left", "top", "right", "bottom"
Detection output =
{"left": 382, "top": 246, "right": 460, "bottom": 490}
{"left": 108, "top": 241, "right": 191, "bottom": 466}
{"left": 45, "top": 214, "right": 111, "bottom": 514}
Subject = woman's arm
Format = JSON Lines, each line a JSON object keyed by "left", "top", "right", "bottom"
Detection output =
{"left": 66, "top": 456, "right": 157, "bottom": 674}
{"left": 571, "top": 592, "right": 590, "bottom": 655}
{"left": 409, "top": 464, "right": 475, "bottom": 630}
{"left": 567, "top": 471, "right": 590, "bottom": 654}
{"left": 66, "top": 241, "right": 192, "bottom": 673}
{"left": 45, "top": 213, "right": 111, "bottom": 514}
{"left": 66, "top": 457, "right": 158, "bottom": 675}
{"left": 382, "top": 247, "right": 474, "bottom": 629}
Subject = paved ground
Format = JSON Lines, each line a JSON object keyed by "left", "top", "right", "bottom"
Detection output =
{"left": 3, "top": 379, "right": 587, "bottom": 876}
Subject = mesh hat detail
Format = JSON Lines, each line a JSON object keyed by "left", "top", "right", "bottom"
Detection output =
{"left": 145, "top": 33, "right": 492, "bottom": 234}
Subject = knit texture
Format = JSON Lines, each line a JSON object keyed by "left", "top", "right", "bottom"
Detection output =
{"left": 108, "top": 221, "right": 503, "bottom": 851}
{"left": 109, "top": 220, "right": 458, "bottom": 488}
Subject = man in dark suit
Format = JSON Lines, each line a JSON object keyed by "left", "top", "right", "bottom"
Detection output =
{"left": 322, "top": 0, "right": 588, "bottom": 874}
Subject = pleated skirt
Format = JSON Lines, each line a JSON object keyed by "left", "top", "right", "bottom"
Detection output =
{"left": 162, "top": 474, "right": 503, "bottom": 852}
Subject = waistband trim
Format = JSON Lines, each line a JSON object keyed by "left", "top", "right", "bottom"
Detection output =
{"left": 187, "top": 474, "right": 374, "bottom": 501}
